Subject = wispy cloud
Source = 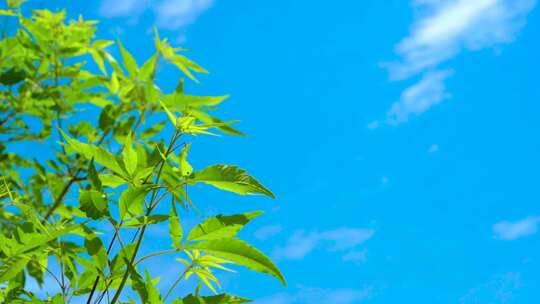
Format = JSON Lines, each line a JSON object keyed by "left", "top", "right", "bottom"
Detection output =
{"left": 99, "top": 0, "right": 149, "bottom": 18}
{"left": 387, "top": 70, "right": 452, "bottom": 124}
{"left": 258, "top": 286, "right": 372, "bottom": 304}
{"left": 273, "top": 228, "right": 374, "bottom": 261}
{"left": 342, "top": 249, "right": 368, "bottom": 264}
{"left": 428, "top": 143, "right": 440, "bottom": 153}
{"left": 460, "top": 272, "right": 521, "bottom": 303}
{"left": 493, "top": 215, "right": 540, "bottom": 240}
{"left": 99, "top": 0, "right": 214, "bottom": 36}
{"left": 367, "top": 120, "right": 380, "bottom": 130}
{"left": 153, "top": 0, "right": 214, "bottom": 29}
{"left": 255, "top": 224, "right": 283, "bottom": 241}
{"left": 382, "top": 0, "right": 536, "bottom": 124}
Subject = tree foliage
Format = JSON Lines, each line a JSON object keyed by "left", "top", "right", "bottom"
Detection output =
{"left": 0, "top": 2, "right": 284, "bottom": 303}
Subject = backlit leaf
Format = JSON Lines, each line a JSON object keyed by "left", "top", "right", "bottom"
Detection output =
{"left": 188, "top": 238, "right": 285, "bottom": 286}
{"left": 192, "top": 165, "right": 274, "bottom": 198}
{"left": 79, "top": 189, "right": 109, "bottom": 219}
{"left": 187, "top": 211, "right": 262, "bottom": 242}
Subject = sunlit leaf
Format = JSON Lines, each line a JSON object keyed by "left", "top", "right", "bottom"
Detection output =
{"left": 169, "top": 202, "right": 183, "bottom": 248}
{"left": 79, "top": 189, "right": 109, "bottom": 219}
{"left": 188, "top": 238, "right": 285, "bottom": 286}
{"left": 187, "top": 211, "right": 262, "bottom": 242}
{"left": 192, "top": 165, "right": 275, "bottom": 198}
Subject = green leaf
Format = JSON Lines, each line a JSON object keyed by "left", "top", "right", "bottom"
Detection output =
{"left": 61, "top": 130, "right": 126, "bottom": 177}
{"left": 7, "top": 0, "right": 26, "bottom": 8}
{"left": 84, "top": 232, "right": 108, "bottom": 270}
{"left": 188, "top": 238, "right": 285, "bottom": 286}
{"left": 0, "top": 256, "right": 29, "bottom": 282}
{"left": 160, "top": 100, "right": 177, "bottom": 127}
{"left": 140, "top": 53, "right": 159, "bottom": 80}
{"left": 110, "top": 71, "right": 120, "bottom": 93}
{"left": 79, "top": 189, "right": 109, "bottom": 219}
{"left": 87, "top": 162, "right": 103, "bottom": 191}
{"left": 190, "top": 110, "right": 245, "bottom": 136}
{"left": 179, "top": 143, "right": 193, "bottom": 177}
{"left": 141, "top": 120, "right": 167, "bottom": 139}
{"left": 130, "top": 267, "right": 149, "bottom": 304}
{"left": 117, "top": 40, "right": 138, "bottom": 76}
{"left": 0, "top": 9, "right": 16, "bottom": 16}
{"left": 145, "top": 270, "right": 163, "bottom": 304}
{"left": 123, "top": 134, "right": 138, "bottom": 176}
{"left": 176, "top": 293, "right": 252, "bottom": 304}
{"left": 110, "top": 243, "right": 136, "bottom": 271}
{"left": 119, "top": 186, "right": 148, "bottom": 219}
{"left": 99, "top": 174, "right": 127, "bottom": 188}
{"left": 123, "top": 215, "right": 169, "bottom": 228}
{"left": 192, "top": 165, "right": 275, "bottom": 198}
{"left": 169, "top": 202, "right": 183, "bottom": 248}
{"left": 27, "top": 255, "right": 46, "bottom": 285}
{"left": 12, "top": 224, "right": 80, "bottom": 256}
{"left": 162, "top": 94, "right": 229, "bottom": 111}
{"left": 187, "top": 211, "right": 262, "bottom": 242}
{"left": 0, "top": 68, "right": 26, "bottom": 85}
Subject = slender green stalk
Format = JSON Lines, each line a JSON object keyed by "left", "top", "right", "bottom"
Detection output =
{"left": 163, "top": 266, "right": 191, "bottom": 302}
{"left": 109, "top": 129, "right": 181, "bottom": 304}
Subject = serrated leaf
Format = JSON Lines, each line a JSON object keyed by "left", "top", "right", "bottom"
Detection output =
{"left": 169, "top": 202, "right": 183, "bottom": 248}
{"left": 61, "top": 130, "right": 126, "bottom": 177}
{"left": 140, "top": 52, "right": 159, "bottom": 80}
{"left": 160, "top": 100, "right": 177, "bottom": 127}
{"left": 84, "top": 232, "right": 108, "bottom": 270}
{"left": 0, "top": 256, "right": 28, "bottom": 282}
{"left": 141, "top": 120, "right": 167, "bottom": 139}
{"left": 110, "top": 71, "right": 120, "bottom": 93}
{"left": 174, "top": 293, "right": 251, "bottom": 304}
{"left": 123, "top": 215, "right": 169, "bottom": 228}
{"left": 12, "top": 224, "right": 80, "bottom": 256}
{"left": 0, "top": 9, "right": 16, "bottom": 16}
{"left": 87, "top": 162, "right": 102, "bottom": 191}
{"left": 190, "top": 110, "right": 245, "bottom": 136}
{"left": 179, "top": 143, "right": 192, "bottom": 177}
{"left": 188, "top": 238, "right": 285, "bottom": 286}
{"left": 119, "top": 186, "right": 148, "bottom": 219}
{"left": 187, "top": 211, "right": 262, "bottom": 242}
{"left": 99, "top": 174, "right": 127, "bottom": 188}
{"left": 117, "top": 40, "right": 138, "bottom": 76}
{"left": 192, "top": 165, "right": 274, "bottom": 198}
{"left": 162, "top": 94, "right": 229, "bottom": 111}
{"left": 0, "top": 68, "right": 26, "bottom": 85}
{"left": 79, "top": 189, "right": 109, "bottom": 219}
{"left": 123, "top": 134, "right": 138, "bottom": 176}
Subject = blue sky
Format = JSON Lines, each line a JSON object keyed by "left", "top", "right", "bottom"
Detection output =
{"left": 16, "top": 0, "right": 540, "bottom": 303}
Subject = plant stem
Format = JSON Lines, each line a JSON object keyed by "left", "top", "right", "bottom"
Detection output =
{"left": 163, "top": 266, "right": 191, "bottom": 302}
{"left": 109, "top": 129, "right": 181, "bottom": 304}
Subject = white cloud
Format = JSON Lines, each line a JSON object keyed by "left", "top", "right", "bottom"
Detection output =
{"left": 493, "top": 215, "right": 540, "bottom": 240}
{"left": 258, "top": 286, "right": 372, "bottom": 304}
{"left": 99, "top": 0, "right": 214, "bottom": 31}
{"left": 428, "top": 144, "right": 440, "bottom": 153}
{"left": 367, "top": 120, "right": 380, "bottom": 130}
{"left": 389, "top": 0, "right": 536, "bottom": 79}
{"left": 382, "top": 0, "right": 536, "bottom": 124}
{"left": 99, "top": 0, "right": 149, "bottom": 18}
{"left": 387, "top": 70, "right": 452, "bottom": 124}
{"left": 342, "top": 249, "right": 368, "bottom": 264}
{"left": 255, "top": 224, "right": 283, "bottom": 241}
{"left": 460, "top": 272, "right": 521, "bottom": 303}
{"left": 154, "top": 0, "right": 213, "bottom": 29}
{"left": 273, "top": 228, "right": 374, "bottom": 260}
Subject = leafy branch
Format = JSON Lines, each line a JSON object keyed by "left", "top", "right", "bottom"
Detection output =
{"left": 0, "top": 3, "right": 284, "bottom": 304}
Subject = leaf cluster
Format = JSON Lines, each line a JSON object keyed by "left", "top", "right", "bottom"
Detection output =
{"left": 0, "top": 2, "right": 283, "bottom": 303}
